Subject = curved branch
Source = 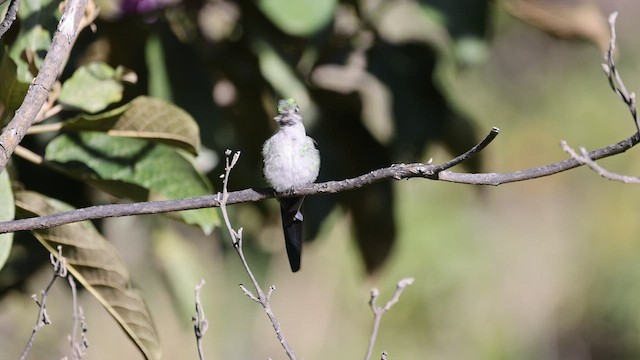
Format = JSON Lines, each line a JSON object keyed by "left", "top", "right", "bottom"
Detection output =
{"left": 0, "top": 127, "right": 638, "bottom": 234}
{"left": 0, "top": 0, "right": 88, "bottom": 173}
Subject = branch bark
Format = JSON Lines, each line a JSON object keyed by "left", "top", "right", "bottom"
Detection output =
{"left": 0, "top": 0, "right": 20, "bottom": 39}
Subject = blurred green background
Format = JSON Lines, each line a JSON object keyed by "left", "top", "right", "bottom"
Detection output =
{"left": 4, "top": 0, "right": 640, "bottom": 359}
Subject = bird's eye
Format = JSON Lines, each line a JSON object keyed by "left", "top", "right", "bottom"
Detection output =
{"left": 294, "top": 107, "right": 300, "bottom": 113}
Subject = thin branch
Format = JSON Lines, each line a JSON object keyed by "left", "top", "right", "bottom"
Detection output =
{"left": 14, "top": 145, "right": 45, "bottom": 165}
{"left": 26, "top": 122, "right": 64, "bottom": 135}
{"left": 435, "top": 127, "right": 499, "bottom": 171}
{"left": 218, "top": 150, "right": 297, "bottom": 360}
{"left": 601, "top": 12, "right": 639, "bottom": 132}
{"left": 1, "top": 126, "right": 639, "bottom": 234}
{"left": 0, "top": 0, "right": 89, "bottom": 174}
{"left": 0, "top": 0, "right": 20, "bottom": 39}
{"left": 68, "top": 275, "right": 89, "bottom": 360}
{"left": 364, "top": 277, "right": 414, "bottom": 360}
{"left": 556, "top": 13, "right": 640, "bottom": 184}
{"left": 19, "top": 246, "right": 68, "bottom": 360}
{"left": 192, "top": 279, "right": 208, "bottom": 360}
{"left": 561, "top": 141, "right": 640, "bottom": 183}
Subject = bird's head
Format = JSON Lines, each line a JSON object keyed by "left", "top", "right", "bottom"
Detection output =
{"left": 274, "top": 98, "right": 302, "bottom": 126}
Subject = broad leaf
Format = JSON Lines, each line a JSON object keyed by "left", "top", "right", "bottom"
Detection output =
{"left": 58, "top": 62, "right": 125, "bottom": 113}
{"left": 61, "top": 96, "right": 201, "bottom": 155}
{"left": 45, "top": 132, "right": 218, "bottom": 234}
{"left": 257, "top": 0, "right": 336, "bottom": 36}
{"left": 0, "top": 170, "right": 14, "bottom": 271}
{"left": 14, "top": 190, "right": 161, "bottom": 360}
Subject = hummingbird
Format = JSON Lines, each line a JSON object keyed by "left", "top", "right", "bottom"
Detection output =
{"left": 262, "top": 99, "right": 320, "bottom": 272}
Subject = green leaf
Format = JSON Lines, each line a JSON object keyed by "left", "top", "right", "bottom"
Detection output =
{"left": 9, "top": 0, "right": 60, "bottom": 82}
{"left": 0, "top": 170, "right": 14, "bottom": 271}
{"left": 58, "top": 62, "right": 125, "bottom": 113}
{"left": 61, "top": 96, "right": 201, "bottom": 155}
{"left": 0, "top": 51, "right": 30, "bottom": 124}
{"left": 45, "top": 132, "right": 218, "bottom": 234}
{"left": 257, "top": 0, "right": 337, "bottom": 36}
{"left": 14, "top": 190, "right": 161, "bottom": 360}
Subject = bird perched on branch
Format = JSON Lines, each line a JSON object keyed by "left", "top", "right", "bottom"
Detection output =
{"left": 262, "top": 99, "right": 321, "bottom": 272}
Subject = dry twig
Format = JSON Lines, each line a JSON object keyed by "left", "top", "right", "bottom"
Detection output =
{"left": 67, "top": 276, "right": 89, "bottom": 360}
{"left": 19, "top": 246, "right": 68, "bottom": 360}
{"left": 0, "top": 0, "right": 20, "bottom": 39}
{"left": 192, "top": 279, "right": 208, "bottom": 360}
{"left": 364, "top": 277, "right": 414, "bottom": 360}
{"left": 218, "top": 150, "right": 297, "bottom": 359}
{"left": 562, "top": 12, "right": 640, "bottom": 183}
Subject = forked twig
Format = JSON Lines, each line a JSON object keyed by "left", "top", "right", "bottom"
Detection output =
{"left": 563, "top": 12, "right": 640, "bottom": 183}
{"left": 19, "top": 246, "right": 68, "bottom": 360}
{"left": 364, "top": 277, "right": 414, "bottom": 360}
{"left": 67, "top": 275, "right": 89, "bottom": 360}
{"left": 192, "top": 279, "right": 208, "bottom": 360}
{"left": 218, "top": 150, "right": 297, "bottom": 360}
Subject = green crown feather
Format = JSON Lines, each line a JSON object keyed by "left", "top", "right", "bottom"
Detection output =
{"left": 277, "top": 98, "right": 298, "bottom": 114}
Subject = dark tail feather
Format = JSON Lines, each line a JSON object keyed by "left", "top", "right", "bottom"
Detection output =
{"left": 280, "top": 197, "right": 305, "bottom": 272}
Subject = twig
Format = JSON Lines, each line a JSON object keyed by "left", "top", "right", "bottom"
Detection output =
{"left": 68, "top": 275, "right": 89, "bottom": 360}
{"left": 559, "top": 13, "right": 640, "bottom": 184}
{"left": 0, "top": 0, "right": 89, "bottom": 174}
{"left": 561, "top": 141, "right": 640, "bottom": 183}
{"left": 364, "top": 277, "right": 414, "bottom": 360}
{"left": 19, "top": 245, "right": 68, "bottom": 360}
{"left": 218, "top": 149, "right": 297, "bottom": 360}
{"left": 192, "top": 279, "right": 208, "bottom": 360}
{"left": 433, "top": 127, "right": 499, "bottom": 171}
{"left": 602, "top": 11, "right": 638, "bottom": 132}
{"left": 0, "top": 0, "right": 20, "bottom": 39}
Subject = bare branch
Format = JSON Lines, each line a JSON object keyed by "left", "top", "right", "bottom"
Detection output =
{"left": 364, "top": 277, "right": 414, "bottom": 360}
{"left": 2, "top": 15, "right": 640, "bottom": 235}
{"left": 218, "top": 150, "right": 297, "bottom": 360}
{"left": 602, "top": 11, "right": 639, "bottom": 132}
{"left": 192, "top": 279, "right": 208, "bottom": 360}
{"left": 558, "top": 13, "right": 640, "bottom": 184}
{"left": 68, "top": 276, "right": 89, "bottom": 360}
{"left": 0, "top": 0, "right": 89, "bottom": 173}
{"left": 1, "top": 126, "right": 638, "bottom": 234}
{"left": 20, "top": 246, "right": 68, "bottom": 360}
{"left": 561, "top": 141, "right": 640, "bottom": 183}
{"left": 0, "top": 0, "right": 20, "bottom": 39}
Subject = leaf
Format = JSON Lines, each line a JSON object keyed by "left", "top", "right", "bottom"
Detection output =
{"left": 58, "top": 62, "right": 125, "bottom": 113}
{"left": 503, "top": 0, "right": 609, "bottom": 52}
{"left": 9, "top": 0, "right": 60, "bottom": 82}
{"left": 61, "top": 96, "right": 201, "bottom": 155}
{"left": 256, "top": 0, "right": 337, "bottom": 36}
{"left": 0, "top": 170, "right": 14, "bottom": 271}
{"left": 14, "top": 190, "right": 161, "bottom": 360}
{"left": 0, "top": 51, "right": 30, "bottom": 124}
{"left": 45, "top": 132, "right": 218, "bottom": 234}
